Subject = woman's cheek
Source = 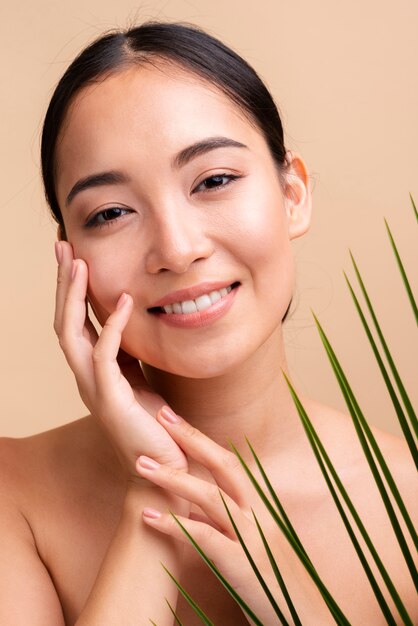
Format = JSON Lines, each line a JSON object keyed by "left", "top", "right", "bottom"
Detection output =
{"left": 235, "top": 200, "right": 295, "bottom": 315}
{"left": 232, "top": 196, "right": 291, "bottom": 269}
{"left": 86, "top": 257, "right": 130, "bottom": 325}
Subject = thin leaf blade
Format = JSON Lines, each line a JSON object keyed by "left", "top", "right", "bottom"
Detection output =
{"left": 384, "top": 219, "right": 418, "bottom": 324}
{"left": 285, "top": 372, "right": 413, "bottom": 625}
{"left": 350, "top": 252, "right": 418, "bottom": 437}
{"left": 230, "top": 442, "right": 351, "bottom": 625}
{"left": 162, "top": 564, "right": 214, "bottom": 626}
{"left": 344, "top": 272, "right": 418, "bottom": 470}
{"left": 168, "top": 513, "right": 264, "bottom": 626}
{"left": 252, "top": 509, "right": 303, "bottom": 626}
{"left": 410, "top": 193, "right": 418, "bottom": 222}
{"left": 219, "top": 490, "right": 291, "bottom": 625}
{"left": 313, "top": 314, "right": 418, "bottom": 589}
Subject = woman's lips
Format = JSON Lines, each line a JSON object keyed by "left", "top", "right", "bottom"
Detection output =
{"left": 149, "top": 283, "right": 240, "bottom": 329}
{"left": 148, "top": 280, "right": 238, "bottom": 309}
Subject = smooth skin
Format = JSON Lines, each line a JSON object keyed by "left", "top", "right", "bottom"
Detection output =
{"left": 0, "top": 61, "right": 416, "bottom": 625}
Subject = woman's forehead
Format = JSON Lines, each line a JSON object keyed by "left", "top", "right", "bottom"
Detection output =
{"left": 61, "top": 64, "right": 257, "bottom": 141}
{"left": 56, "top": 64, "right": 266, "bottom": 188}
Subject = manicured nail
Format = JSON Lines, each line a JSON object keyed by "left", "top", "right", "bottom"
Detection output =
{"left": 54, "top": 241, "right": 62, "bottom": 264}
{"left": 138, "top": 455, "right": 160, "bottom": 470}
{"left": 143, "top": 508, "right": 161, "bottom": 519}
{"left": 160, "top": 406, "right": 180, "bottom": 424}
{"left": 116, "top": 293, "right": 127, "bottom": 310}
{"left": 71, "top": 260, "right": 78, "bottom": 280}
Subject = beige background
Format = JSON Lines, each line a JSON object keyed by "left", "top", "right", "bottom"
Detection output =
{"left": 1, "top": 0, "right": 416, "bottom": 438}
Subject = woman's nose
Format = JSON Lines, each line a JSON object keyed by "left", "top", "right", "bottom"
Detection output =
{"left": 144, "top": 207, "right": 214, "bottom": 274}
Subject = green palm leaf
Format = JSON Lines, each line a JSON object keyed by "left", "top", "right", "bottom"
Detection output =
{"left": 313, "top": 314, "right": 418, "bottom": 589}
{"left": 231, "top": 443, "right": 351, "bottom": 624}
{"left": 284, "top": 373, "right": 414, "bottom": 625}
{"left": 166, "top": 598, "right": 184, "bottom": 625}
{"left": 218, "top": 490, "right": 292, "bottom": 625}
{"left": 168, "top": 512, "right": 264, "bottom": 625}
{"left": 410, "top": 192, "right": 418, "bottom": 222}
{"left": 251, "top": 510, "right": 303, "bottom": 626}
{"left": 349, "top": 252, "right": 418, "bottom": 438}
{"left": 384, "top": 219, "right": 418, "bottom": 324}
{"left": 243, "top": 438, "right": 310, "bottom": 560}
{"left": 161, "top": 563, "right": 214, "bottom": 625}
{"left": 344, "top": 273, "right": 418, "bottom": 470}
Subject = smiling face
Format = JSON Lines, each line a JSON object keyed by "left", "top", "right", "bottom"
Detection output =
{"left": 55, "top": 63, "right": 311, "bottom": 378}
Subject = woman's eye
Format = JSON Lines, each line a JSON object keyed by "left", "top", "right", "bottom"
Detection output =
{"left": 85, "top": 207, "right": 132, "bottom": 229}
{"left": 83, "top": 175, "right": 241, "bottom": 229}
{"left": 194, "top": 173, "right": 241, "bottom": 193}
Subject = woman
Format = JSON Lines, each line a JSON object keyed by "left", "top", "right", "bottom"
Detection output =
{"left": 0, "top": 21, "right": 415, "bottom": 625}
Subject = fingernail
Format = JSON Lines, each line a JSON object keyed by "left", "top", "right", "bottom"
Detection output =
{"left": 116, "top": 293, "right": 127, "bottom": 310}
{"left": 138, "top": 455, "right": 160, "bottom": 470}
{"left": 71, "top": 260, "right": 78, "bottom": 280}
{"left": 160, "top": 406, "right": 180, "bottom": 424}
{"left": 143, "top": 508, "right": 161, "bottom": 519}
{"left": 54, "top": 242, "right": 62, "bottom": 265}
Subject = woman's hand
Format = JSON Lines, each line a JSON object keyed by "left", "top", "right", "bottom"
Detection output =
{"left": 54, "top": 241, "right": 187, "bottom": 476}
{"left": 136, "top": 406, "right": 293, "bottom": 625}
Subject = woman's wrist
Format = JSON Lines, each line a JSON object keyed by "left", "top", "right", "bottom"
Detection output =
{"left": 74, "top": 477, "right": 189, "bottom": 625}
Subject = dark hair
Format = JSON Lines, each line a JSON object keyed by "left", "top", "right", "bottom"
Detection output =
{"left": 41, "top": 21, "right": 293, "bottom": 321}
{"left": 41, "top": 20, "right": 289, "bottom": 230}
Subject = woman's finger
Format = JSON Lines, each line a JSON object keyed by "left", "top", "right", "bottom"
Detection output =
{"left": 59, "top": 258, "right": 97, "bottom": 390}
{"left": 91, "top": 292, "right": 135, "bottom": 396}
{"left": 142, "top": 508, "right": 241, "bottom": 567}
{"left": 55, "top": 244, "right": 98, "bottom": 341}
{"left": 136, "top": 456, "right": 251, "bottom": 537}
{"left": 189, "top": 510, "right": 224, "bottom": 533}
{"left": 55, "top": 242, "right": 98, "bottom": 356}
{"left": 156, "top": 407, "right": 250, "bottom": 506}
{"left": 53, "top": 240, "right": 74, "bottom": 338}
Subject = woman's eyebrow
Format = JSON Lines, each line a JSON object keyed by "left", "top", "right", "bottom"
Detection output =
{"left": 65, "top": 170, "right": 129, "bottom": 207}
{"left": 65, "top": 136, "right": 248, "bottom": 207}
{"left": 172, "top": 136, "right": 248, "bottom": 169}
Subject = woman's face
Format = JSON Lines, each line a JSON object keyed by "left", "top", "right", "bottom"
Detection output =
{"left": 56, "top": 63, "right": 311, "bottom": 378}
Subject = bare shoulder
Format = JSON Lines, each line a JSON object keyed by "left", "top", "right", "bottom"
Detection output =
{"left": 0, "top": 424, "right": 99, "bottom": 625}
{"left": 0, "top": 420, "right": 126, "bottom": 624}
{"left": 0, "top": 416, "right": 122, "bottom": 510}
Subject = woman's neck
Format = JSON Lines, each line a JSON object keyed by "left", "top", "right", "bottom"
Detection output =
{"left": 142, "top": 329, "right": 307, "bottom": 463}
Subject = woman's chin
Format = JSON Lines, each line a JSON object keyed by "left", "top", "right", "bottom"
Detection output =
{"left": 123, "top": 324, "right": 283, "bottom": 381}
{"left": 139, "top": 351, "right": 243, "bottom": 381}
{"left": 152, "top": 362, "right": 235, "bottom": 380}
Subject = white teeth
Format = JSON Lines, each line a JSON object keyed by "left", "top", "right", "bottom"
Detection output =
{"left": 181, "top": 300, "right": 197, "bottom": 314}
{"left": 162, "top": 284, "right": 234, "bottom": 315}
{"left": 195, "top": 294, "right": 212, "bottom": 312}
{"left": 209, "top": 290, "right": 221, "bottom": 304}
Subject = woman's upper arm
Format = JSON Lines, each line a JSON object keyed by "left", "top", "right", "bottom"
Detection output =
{"left": 0, "top": 477, "right": 65, "bottom": 625}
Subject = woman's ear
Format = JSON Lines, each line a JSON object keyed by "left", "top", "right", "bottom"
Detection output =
{"left": 282, "top": 152, "right": 312, "bottom": 240}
